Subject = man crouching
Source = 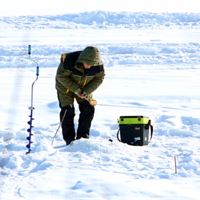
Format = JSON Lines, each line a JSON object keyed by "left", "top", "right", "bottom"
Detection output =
{"left": 55, "top": 46, "right": 105, "bottom": 145}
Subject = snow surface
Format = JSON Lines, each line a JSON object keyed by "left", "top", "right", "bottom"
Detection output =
{"left": 1, "top": 2, "right": 200, "bottom": 200}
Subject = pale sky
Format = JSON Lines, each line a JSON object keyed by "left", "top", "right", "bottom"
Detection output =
{"left": 0, "top": 0, "right": 200, "bottom": 16}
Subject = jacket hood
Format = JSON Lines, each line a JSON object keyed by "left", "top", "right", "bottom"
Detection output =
{"left": 76, "top": 46, "right": 103, "bottom": 66}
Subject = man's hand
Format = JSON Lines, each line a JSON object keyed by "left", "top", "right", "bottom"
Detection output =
{"left": 75, "top": 88, "right": 97, "bottom": 106}
{"left": 75, "top": 88, "right": 87, "bottom": 98}
{"left": 79, "top": 91, "right": 87, "bottom": 98}
{"left": 75, "top": 88, "right": 82, "bottom": 96}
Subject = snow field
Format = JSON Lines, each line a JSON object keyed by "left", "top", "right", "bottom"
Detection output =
{"left": 1, "top": 9, "right": 200, "bottom": 200}
{"left": 1, "top": 11, "right": 200, "bottom": 29}
{"left": 1, "top": 66, "right": 200, "bottom": 194}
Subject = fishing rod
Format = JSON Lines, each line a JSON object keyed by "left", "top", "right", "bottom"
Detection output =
{"left": 26, "top": 45, "right": 39, "bottom": 154}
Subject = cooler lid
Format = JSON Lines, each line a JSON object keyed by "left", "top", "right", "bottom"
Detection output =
{"left": 118, "top": 116, "right": 149, "bottom": 124}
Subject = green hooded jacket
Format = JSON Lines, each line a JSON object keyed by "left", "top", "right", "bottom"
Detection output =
{"left": 55, "top": 46, "right": 105, "bottom": 106}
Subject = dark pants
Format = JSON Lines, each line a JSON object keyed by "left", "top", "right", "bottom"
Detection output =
{"left": 60, "top": 101, "right": 94, "bottom": 141}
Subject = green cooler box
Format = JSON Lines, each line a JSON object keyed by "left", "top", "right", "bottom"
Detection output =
{"left": 117, "top": 116, "right": 153, "bottom": 146}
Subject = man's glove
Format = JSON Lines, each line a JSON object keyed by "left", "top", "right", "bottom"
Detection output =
{"left": 80, "top": 91, "right": 87, "bottom": 98}
{"left": 75, "top": 89, "right": 97, "bottom": 106}
{"left": 75, "top": 88, "right": 83, "bottom": 96}
{"left": 75, "top": 88, "right": 87, "bottom": 98}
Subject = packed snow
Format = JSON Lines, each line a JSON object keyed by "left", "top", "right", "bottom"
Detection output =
{"left": 1, "top": 2, "right": 200, "bottom": 200}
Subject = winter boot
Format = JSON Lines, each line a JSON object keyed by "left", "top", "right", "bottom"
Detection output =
{"left": 66, "top": 138, "right": 75, "bottom": 145}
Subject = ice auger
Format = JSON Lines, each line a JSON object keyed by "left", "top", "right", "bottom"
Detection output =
{"left": 26, "top": 45, "right": 39, "bottom": 154}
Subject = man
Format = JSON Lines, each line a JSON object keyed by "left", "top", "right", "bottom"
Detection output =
{"left": 55, "top": 46, "right": 105, "bottom": 145}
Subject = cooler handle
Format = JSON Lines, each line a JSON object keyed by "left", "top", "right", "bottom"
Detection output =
{"left": 117, "top": 129, "right": 121, "bottom": 142}
{"left": 146, "top": 120, "right": 153, "bottom": 143}
{"left": 149, "top": 124, "right": 153, "bottom": 144}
